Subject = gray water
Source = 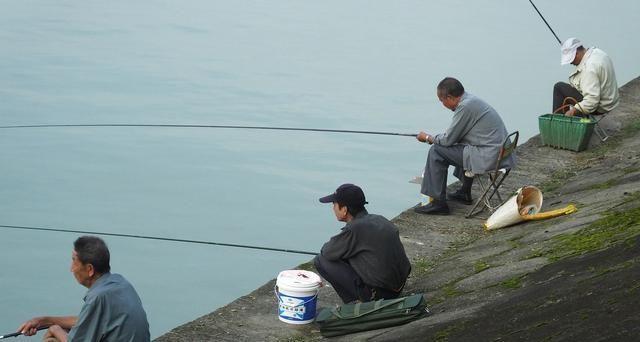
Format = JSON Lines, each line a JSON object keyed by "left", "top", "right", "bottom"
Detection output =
{"left": 1, "top": 1, "right": 639, "bottom": 339}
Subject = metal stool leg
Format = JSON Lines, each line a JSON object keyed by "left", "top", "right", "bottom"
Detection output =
{"left": 589, "top": 114, "right": 609, "bottom": 142}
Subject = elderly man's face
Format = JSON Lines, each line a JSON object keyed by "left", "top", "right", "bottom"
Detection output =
{"left": 437, "top": 91, "right": 458, "bottom": 111}
{"left": 71, "top": 250, "right": 94, "bottom": 288}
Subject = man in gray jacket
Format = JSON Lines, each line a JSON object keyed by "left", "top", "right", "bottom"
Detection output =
{"left": 314, "top": 183, "right": 411, "bottom": 303}
{"left": 415, "top": 77, "right": 515, "bottom": 215}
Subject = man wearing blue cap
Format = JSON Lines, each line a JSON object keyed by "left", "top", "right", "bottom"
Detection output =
{"left": 314, "top": 183, "right": 411, "bottom": 304}
{"left": 553, "top": 37, "right": 619, "bottom": 116}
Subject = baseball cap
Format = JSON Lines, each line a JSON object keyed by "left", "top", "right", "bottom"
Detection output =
{"left": 319, "top": 183, "right": 368, "bottom": 207}
{"left": 560, "top": 37, "right": 582, "bottom": 65}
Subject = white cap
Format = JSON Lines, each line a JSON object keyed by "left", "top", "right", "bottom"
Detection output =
{"left": 560, "top": 37, "right": 582, "bottom": 65}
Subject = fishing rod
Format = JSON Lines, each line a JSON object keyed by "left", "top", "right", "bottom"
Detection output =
{"left": 528, "top": 0, "right": 562, "bottom": 44}
{"left": 0, "top": 326, "right": 47, "bottom": 340}
{"left": 0, "top": 224, "right": 317, "bottom": 256}
{"left": 0, "top": 124, "right": 417, "bottom": 138}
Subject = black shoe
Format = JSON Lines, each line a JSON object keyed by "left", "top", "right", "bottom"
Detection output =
{"left": 413, "top": 201, "right": 450, "bottom": 215}
{"left": 447, "top": 189, "right": 473, "bottom": 205}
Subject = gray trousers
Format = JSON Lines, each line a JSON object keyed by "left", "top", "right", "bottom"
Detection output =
{"left": 421, "top": 144, "right": 465, "bottom": 201}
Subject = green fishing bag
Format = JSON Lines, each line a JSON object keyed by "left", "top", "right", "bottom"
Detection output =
{"left": 315, "top": 294, "right": 430, "bottom": 337}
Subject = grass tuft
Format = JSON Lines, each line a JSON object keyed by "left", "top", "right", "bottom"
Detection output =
{"left": 413, "top": 257, "right": 434, "bottom": 276}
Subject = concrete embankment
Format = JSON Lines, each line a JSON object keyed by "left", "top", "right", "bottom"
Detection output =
{"left": 156, "top": 77, "right": 640, "bottom": 341}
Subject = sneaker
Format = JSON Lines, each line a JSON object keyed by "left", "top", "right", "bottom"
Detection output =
{"left": 413, "top": 201, "right": 450, "bottom": 215}
{"left": 447, "top": 189, "right": 473, "bottom": 205}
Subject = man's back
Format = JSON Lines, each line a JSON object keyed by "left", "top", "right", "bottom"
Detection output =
{"left": 436, "top": 92, "right": 512, "bottom": 174}
{"left": 454, "top": 93, "right": 508, "bottom": 147}
{"left": 321, "top": 211, "right": 411, "bottom": 291}
{"left": 68, "top": 273, "right": 150, "bottom": 342}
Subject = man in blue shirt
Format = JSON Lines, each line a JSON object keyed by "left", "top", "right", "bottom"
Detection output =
{"left": 17, "top": 236, "right": 150, "bottom": 342}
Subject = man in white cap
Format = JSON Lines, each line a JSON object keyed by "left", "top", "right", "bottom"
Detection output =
{"left": 553, "top": 37, "right": 619, "bottom": 116}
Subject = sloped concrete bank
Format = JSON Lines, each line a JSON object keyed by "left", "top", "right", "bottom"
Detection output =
{"left": 156, "top": 77, "right": 640, "bottom": 342}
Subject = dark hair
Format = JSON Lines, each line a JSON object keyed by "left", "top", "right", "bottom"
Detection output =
{"left": 74, "top": 236, "right": 111, "bottom": 274}
{"left": 337, "top": 201, "right": 365, "bottom": 217}
{"left": 437, "top": 77, "right": 465, "bottom": 97}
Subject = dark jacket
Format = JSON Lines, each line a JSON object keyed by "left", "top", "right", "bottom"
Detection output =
{"left": 320, "top": 210, "right": 411, "bottom": 290}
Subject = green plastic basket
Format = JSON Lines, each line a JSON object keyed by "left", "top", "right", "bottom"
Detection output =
{"left": 538, "top": 114, "right": 595, "bottom": 152}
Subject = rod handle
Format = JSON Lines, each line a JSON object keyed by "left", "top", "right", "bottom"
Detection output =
{"left": 0, "top": 326, "right": 48, "bottom": 339}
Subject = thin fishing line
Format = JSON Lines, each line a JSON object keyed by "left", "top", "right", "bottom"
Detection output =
{"left": 0, "top": 124, "right": 417, "bottom": 137}
{"left": 528, "top": 0, "right": 562, "bottom": 44}
{"left": 0, "top": 224, "right": 317, "bottom": 256}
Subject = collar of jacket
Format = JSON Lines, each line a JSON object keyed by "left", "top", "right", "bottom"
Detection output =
{"left": 343, "top": 209, "right": 369, "bottom": 229}
{"left": 83, "top": 272, "right": 111, "bottom": 301}
{"left": 570, "top": 47, "right": 595, "bottom": 77}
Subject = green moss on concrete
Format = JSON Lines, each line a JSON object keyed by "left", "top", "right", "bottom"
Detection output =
{"left": 627, "top": 281, "right": 640, "bottom": 294}
{"left": 508, "top": 239, "right": 523, "bottom": 249}
{"left": 532, "top": 321, "right": 550, "bottom": 328}
{"left": 547, "top": 206, "right": 640, "bottom": 260}
{"left": 589, "top": 178, "right": 619, "bottom": 190}
{"left": 580, "top": 312, "right": 589, "bottom": 321}
{"left": 430, "top": 281, "right": 466, "bottom": 305}
{"left": 473, "top": 260, "right": 491, "bottom": 273}
{"left": 277, "top": 336, "right": 315, "bottom": 342}
{"left": 624, "top": 236, "right": 636, "bottom": 248}
{"left": 442, "top": 283, "right": 463, "bottom": 298}
{"left": 413, "top": 257, "right": 434, "bottom": 276}
{"left": 434, "top": 322, "right": 466, "bottom": 342}
{"left": 430, "top": 296, "right": 446, "bottom": 305}
{"left": 540, "top": 169, "right": 578, "bottom": 193}
{"left": 621, "top": 118, "right": 640, "bottom": 137}
{"left": 586, "top": 260, "right": 636, "bottom": 280}
{"left": 622, "top": 191, "right": 640, "bottom": 204}
{"left": 525, "top": 247, "right": 544, "bottom": 259}
{"left": 500, "top": 276, "right": 524, "bottom": 289}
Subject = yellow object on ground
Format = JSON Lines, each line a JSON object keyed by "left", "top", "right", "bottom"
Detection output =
{"left": 484, "top": 186, "right": 543, "bottom": 230}
{"left": 483, "top": 187, "right": 578, "bottom": 230}
{"left": 521, "top": 204, "right": 577, "bottom": 221}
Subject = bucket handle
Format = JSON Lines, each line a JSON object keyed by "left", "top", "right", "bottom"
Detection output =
{"left": 554, "top": 97, "right": 585, "bottom": 115}
{"left": 275, "top": 285, "right": 318, "bottom": 308}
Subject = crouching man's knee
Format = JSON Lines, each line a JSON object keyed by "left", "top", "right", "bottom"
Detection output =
{"left": 313, "top": 254, "right": 325, "bottom": 274}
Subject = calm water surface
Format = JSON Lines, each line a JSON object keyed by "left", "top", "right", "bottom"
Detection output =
{"left": 1, "top": 1, "right": 639, "bottom": 338}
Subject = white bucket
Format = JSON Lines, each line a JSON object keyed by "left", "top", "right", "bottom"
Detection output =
{"left": 275, "top": 270, "right": 322, "bottom": 324}
{"left": 485, "top": 186, "right": 543, "bottom": 230}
